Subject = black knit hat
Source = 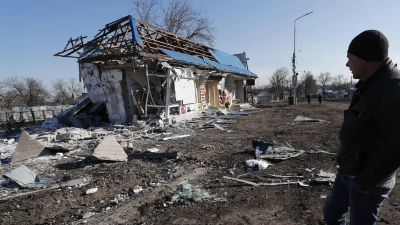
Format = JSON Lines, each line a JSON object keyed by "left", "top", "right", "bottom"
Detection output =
{"left": 348, "top": 30, "right": 389, "bottom": 61}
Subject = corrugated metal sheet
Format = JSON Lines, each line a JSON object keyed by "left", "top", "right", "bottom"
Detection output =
{"left": 202, "top": 56, "right": 256, "bottom": 77}
{"left": 160, "top": 48, "right": 256, "bottom": 77}
{"left": 209, "top": 50, "right": 247, "bottom": 69}
{"left": 160, "top": 48, "right": 210, "bottom": 67}
{"left": 129, "top": 16, "right": 143, "bottom": 45}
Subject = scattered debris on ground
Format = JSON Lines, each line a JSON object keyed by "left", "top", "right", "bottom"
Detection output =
{"left": 0, "top": 101, "right": 398, "bottom": 224}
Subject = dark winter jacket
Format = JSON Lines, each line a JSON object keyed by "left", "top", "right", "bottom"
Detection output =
{"left": 337, "top": 58, "right": 400, "bottom": 192}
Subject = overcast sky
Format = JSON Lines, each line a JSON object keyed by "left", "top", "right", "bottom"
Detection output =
{"left": 1, "top": 0, "right": 400, "bottom": 87}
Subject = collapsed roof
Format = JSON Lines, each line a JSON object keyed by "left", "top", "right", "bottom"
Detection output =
{"left": 54, "top": 15, "right": 257, "bottom": 78}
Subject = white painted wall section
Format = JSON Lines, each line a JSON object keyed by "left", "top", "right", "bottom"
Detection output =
{"left": 235, "top": 80, "right": 244, "bottom": 102}
{"left": 80, "top": 63, "right": 107, "bottom": 103}
{"left": 225, "top": 75, "right": 236, "bottom": 98}
{"left": 80, "top": 63, "right": 126, "bottom": 123}
{"left": 172, "top": 67, "right": 197, "bottom": 104}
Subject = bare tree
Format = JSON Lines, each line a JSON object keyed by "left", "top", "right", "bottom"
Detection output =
{"left": 331, "top": 74, "right": 347, "bottom": 90}
{"left": 131, "top": 0, "right": 160, "bottom": 25}
{"left": 317, "top": 72, "right": 332, "bottom": 97}
{"left": 269, "top": 67, "right": 289, "bottom": 101}
{"left": 3, "top": 77, "right": 50, "bottom": 107}
{"left": 131, "top": 0, "right": 216, "bottom": 46}
{"left": 52, "top": 78, "right": 84, "bottom": 105}
{"left": 302, "top": 71, "right": 317, "bottom": 97}
{"left": 0, "top": 81, "right": 18, "bottom": 109}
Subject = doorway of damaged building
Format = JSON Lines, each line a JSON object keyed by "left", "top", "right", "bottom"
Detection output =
{"left": 197, "top": 77, "right": 246, "bottom": 110}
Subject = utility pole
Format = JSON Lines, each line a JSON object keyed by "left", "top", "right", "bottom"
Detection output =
{"left": 292, "top": 11, "right": 313, "bottom": 106}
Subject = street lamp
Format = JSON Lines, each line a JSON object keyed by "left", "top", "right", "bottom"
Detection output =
{"left": 292, "top": 11, "right": 313, "bottom": 106}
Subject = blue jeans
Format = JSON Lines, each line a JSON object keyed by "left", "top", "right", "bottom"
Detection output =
{"left": 323, "top": 173, "right": 391, "bottom": 225}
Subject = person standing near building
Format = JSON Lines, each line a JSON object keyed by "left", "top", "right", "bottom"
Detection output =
{"left": 306, "top": 94, "right": 311, "bottom": 104}
{"left": 323, "top": 30, "right": 400, "bottom": 224}
{"left": 318, "top": 94, "right": 322, "bottom": 105}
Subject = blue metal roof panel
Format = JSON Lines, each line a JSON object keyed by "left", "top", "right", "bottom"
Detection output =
{"left": 203, "top": 56, "right": 256, "bottom": 77}
{"left": 209, "top": 50, "right": 247, "bottom": 69}
{"left": 158, "top": 48, "right": 256, "bottom": 77}
{"left": 160, "top": 48, "right": 209, "bottom": 66}
{"left": 129, "top": 16, "right": 143, "bottom": 45}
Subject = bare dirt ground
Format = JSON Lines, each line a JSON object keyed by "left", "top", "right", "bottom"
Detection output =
{"left": 1, "top": 100, "right": 399, "bottom": 225}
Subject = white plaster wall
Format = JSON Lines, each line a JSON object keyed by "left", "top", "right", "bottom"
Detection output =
{"left": 102, "top": 70, "right": 125, "bottom": 123}
{"left": 225, "top": 75, "right": 236, "bottom": 99}
{"left": 80, "top": 63, "right": 106, "bottom": 103}
{"left": 234, "top": 80, "right": 244, "bottom": 102}
{"left": 174, "top": 78, "right": 197, "bottom": 104}
{"left": 172, "top": 67, "right": 197, "bottom": 105}
{"left": 80, "top": 63, "right": 126, "bottom": 123}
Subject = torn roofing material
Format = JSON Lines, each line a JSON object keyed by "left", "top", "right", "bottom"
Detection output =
{"left": 202, "top": 56, "right": 256, "bottom": 77}
{"left": 54, "top": 15, "right": 257, "bottom": 78}
{"left": 160, "top": 48, "right": 210, "bottom": 67}
{"left": 3, "top": 165, "right": 37, "bottom": 187}
{"left": 209, "top": 50, "right": 246, "bottom": 69}
{"left": 160, "top": 48, "right": 255, "bottom": 77}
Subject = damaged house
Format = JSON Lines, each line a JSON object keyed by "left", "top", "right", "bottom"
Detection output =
{"left": 55, "top": 15, "right": 257, "bottom": 124}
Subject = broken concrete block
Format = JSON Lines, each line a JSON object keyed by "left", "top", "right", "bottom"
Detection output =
{"left": 55, "top": 128, "right": 68, "bottom": 134}
{"left": 83, "top": 212, "right": 96, "bottom": 219}
{"left": 88, "top": 135, "right": 128, "bottom": 162}
{"left": 86, "top": 187, "right": 98, "bottom": 195}
{"left": 57, "top": 132, "right": 80, "bottom": 141}
{"left": 12, "top": 131, "right": 50, "bottom": 163}
{"left": 246, "top": 159, "right": 269, "bottom": 170}
{"left": 91, "top": 132, "right": 106, "bottom": 139}
{"left": 147, "top": 148, "right": 159, "bottom": 153}
{"left": 57, "top": 131, "right": 91, "bottom": 141}
{"left": 36, "top": 134, "right": 56, "bottom": 142}
{"left": 6, "top": 138, "right": 15, "bottom": 145}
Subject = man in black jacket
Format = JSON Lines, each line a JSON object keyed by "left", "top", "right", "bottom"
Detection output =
{"left": 323, "top": 30, "right": 400, "bottom": 224}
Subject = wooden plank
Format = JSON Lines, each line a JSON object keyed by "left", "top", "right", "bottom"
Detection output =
{"left": 223, "top": 176, "right": 301, "bottom": 186}
{"left": 223, "top": 176, "right": 257, "bottom": 186}
{"left": 138, "top": 52, "right": 167, "bottom": 59}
